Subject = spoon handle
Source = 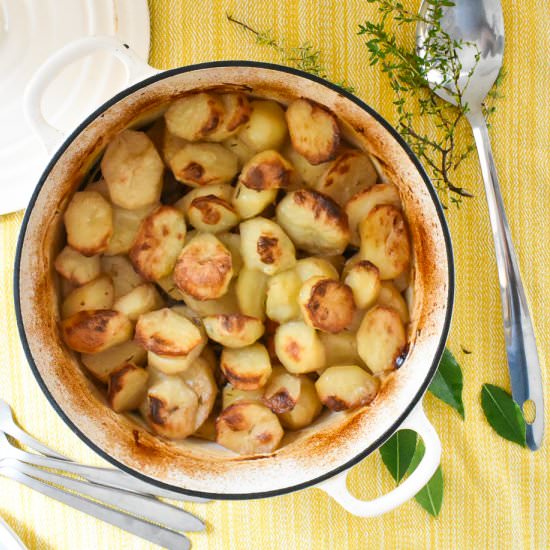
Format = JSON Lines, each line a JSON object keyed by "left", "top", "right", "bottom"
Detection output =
{"left": 467, "top": 109, "right": 544, "bottom": 450}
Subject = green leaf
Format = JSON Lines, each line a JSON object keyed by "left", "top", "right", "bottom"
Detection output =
{"left": 428, "top": 348, "right": 465, "bottom": 418}
{"left": 379, "top": 429, "right": 418, "bottom": 483}
{"left": 481, "top": 384, "right": 526, "bottom": 447}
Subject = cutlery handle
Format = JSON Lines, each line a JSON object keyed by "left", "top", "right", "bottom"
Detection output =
{"left": 467, "top": 109, "right": 544, "bottom": 450}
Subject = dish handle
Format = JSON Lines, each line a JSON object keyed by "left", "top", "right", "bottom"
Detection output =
{"left": 316, "top": 402, "right": 441, "bottom": 517}
{"left": 23, "top": 36, "right": 160, "bottom": 155}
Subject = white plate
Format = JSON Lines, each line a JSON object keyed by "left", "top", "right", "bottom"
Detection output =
{"left": 0, "top": 0, "right": 150, "bottom": 215}
{"left": 0, "top": 517, "right": 26, "bottom": 550}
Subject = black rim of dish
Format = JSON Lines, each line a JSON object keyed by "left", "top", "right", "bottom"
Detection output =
{"left": 14, "top": 60, "right": 455, "bottom": 501}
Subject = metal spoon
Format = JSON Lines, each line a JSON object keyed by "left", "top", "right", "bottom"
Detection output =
{"left": 416, "top": 0, "right": 544, "bottom": 449}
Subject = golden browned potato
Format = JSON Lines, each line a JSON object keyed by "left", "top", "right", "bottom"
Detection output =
{"left": 216, "top": 401, "right": 283, "bottom": 455}
{"left": 263, "top": 365, "right": 301, "bottom": 414}
{"left": 105, "top": 204, "right": 157, "bottom": 256}
{"left": 179, "top": 357, "right": 217, "bottom": 429}
{"left": 203, "top": 314, "right": 264, "bottom": 348}
{"left": 220, "top": 343, "right": 272, "bottom": 390}
{"left": 298, "top": 276, "right": 356, "bottom": 333}
{"left": 174, "top": 183, "right": 233, "bottom": 214}
{"left": 285, "top": 99, "right": 340, "bottom": 165}
{"left": 101, "top": 130, "right": 164, "bottom": 209}
{"left": 265, "top": 269, "right": 302, "bottom": 323}
{"left": 186, "top": 195, "right": 239, "bottom": 233}
{"left": 164, "top": 93, "right": 224, "bottom": 141}
{"left": 81, "top": 339, "right": 147, "bottom": 383}
{"left": 217, "top": 232, "right": 243, "bottom": 275}
{"left": 61, "top": 310, "right": 133, "bottom": 354}
{"left": 344, "top": 260, "right": 381, "bottom": 310}
{"left": 64, "top": 191, "right": 113, "bottom": 256}
{"left": 222, "top": 135, "right": 256, "bottom": 166}
{"left": 173, "top": 233, "right": 233, "bottom": 300}
{"left": 279, "top": 376, "right": 322, "bottom": 430}
{"left": 239, "top": 150, "right": 294, "bottom": 191}
{"left": 346, "top": 183, "right": 401, "bottom": 246}
{"left": 357, "top": 306, "right": 407, "bottom": 373}
{"left": 107, "top": 363, "right": 149, "bottom": 413}
{"left": 274, "top": 320, "right": 325, "bottom": 373}
{"left": 231, "top": 181, "right": 277, "bottom": 219}
{"left": 54, "top": 246, "right": 101, "bottom": 286}
{"left": 61, "top": 275, "right": 114, "bottom": 319}
{"left": 180, "top": 283, "right": 240, "bottom": 316}
{"left": 129, "top": 206, "right": 186, "bottom": 282}
{"left": 276, "top": 189, "right": 350, "bottom": 255}
{"left": 281, "top": 143, "right": 331, "bottom": 188}
{"left": 235, "top": 267, "right": 268, "bottom": 320}
{"left": 315, "top": 150, "right": 377, "bottom": 206}
{"left": 100, "top": 255, "right": 145, "bottom": 298}
{"left": 377, "top": 281, "right": 410, "bottom": 324}
{"left": 315, "top": 365, "right": 379, "bottom": 411}
{"left": 222, "top": 385, "right": 264, "bottom": 409}
{"left": 294, "top": 257, "right": 339, "bottom": 282}
{"left": 207, "top": 93, "right": 252, "bottom": 142}
{"left": 237, "top": 100, "right": 288, "bottom": 152}
{"left": 239, "top": 217, "right": 296, "bottom": 275}
{"left": 359, "top": 205, "right": 411, "bottom": 280}
{"left": 318, "top": 331, "right": 363, "bottom": 368}
{"left": 113, "top": 283, "right": 164, "bottom": 321}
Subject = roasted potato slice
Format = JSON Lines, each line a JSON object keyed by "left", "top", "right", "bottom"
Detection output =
{"left": 265, "top": 269, "right": 302, "bottom": 323}
{"left": 206, "top": 93, "right": 252, "bottom": 142}
{"left": 357, "top": 306, "right": 407, "bottom": 373}
{"left": 54, "top": 246, "right": 101, "bottom": 286}
{"left": 231, "top": 182, "right": 277, "bottom": 219}
{"left": 101, "top": 130, "right": 164, "bottom": 209}
{"left": 61, "top": 275, "right": 114, "bottom": 319}
{"left": 216, "top": 401, "right": 283, "bottom": 455}
{"left": 263, "top": 366, "right": 301, "bottom": 414}
{"left": 107, "top": 363, "right": 149, "bottom": 413}
{"left": 239, "top": 217, "right": 296, "bottom": 275}
{"left": 377, "top": 281, "right": 410, "bottom": 324}
{"left": 155, "top": 272, "right": 185, "bottom": 300}
{"left": 113, "top": 283, "right": 164, "bottom": 321}
{"left": 315, "top": 365, "right": 379, "bottom": 411}
{"left": 164, "top": 92, "right": 224, "bottom": 141}
{"left": 105, "top": 204, "right": 157, "bottom": 256}
{"left": 180, "top": 282, "right": 240, "bottom": 316}
{"left": 100, "top": 255, "right": 145, "bottom": 298}
{"left": 64, "top": 191, "right": 113, "bottom": 256}
{"left": 217, "top": 232, "right": 243, "bottom": 275}
{"left": 276, "top": 189, "right": 350, "bottom": 255}
{"left": 294, "top": 257, "right": 338, "bottom": 282}
{"left": 285, "top": 98, "right": 340, "bottom": 165}
{"left": 220, "top": 343, "right": 272, "bottom": 390}
{"left": 186, "top": 195, "right": 239, "bottom": 233}
{"left": 235, "top": 267, "right": 268, "bottom": 320}
{"left": 279, "top": 376, "right": 322, "bottom": 430}
{"left": 173, "top": 233, "right": 233, "bottom": 300}
{"left": 180, "top": 357, "right": 217, "bottom": 429}
{"left": 222, "top": 135, "right": 256, "bottom": 166}
{"left": 61, "top": 310, "right": 133, "bottom": 354}
{"left": 237, "top": 100, "right": 288, "bottom": 152}
{"left": 239, "top": 150, "right": 294, "bottom": 191}
{"left": 274, "top": 320, "right": 325, "bottom": 373}
{"left": 346, "top": 183, "right": 401, "bottom": 246}
{"left": 174, "top": 183, "right": 233, "bottom": 214}
{"left": 318, "top": 331, "right": 363, "bottom": 368}
{"left": 222, "top": 385, "right": 264, "bottom": 409}
{"left": 129, "top": 206, "right": 186, "bottom": 282}
{"left": 203, "top": 314, "right": 264, "bottom": 348}
{"left": 298, "top": 276, "right": 356, "bottom": 333}
{"left": 344, "top": 260, "right": 381, "bottom": 310}
{"left": 281, "top": 143, "right": 331, "bottom": 188}
{"left": 147, "top": 351, "right": 195, "bottom": 375}
{"left": 359, "top": 205, "right": 411, "bottom": 280}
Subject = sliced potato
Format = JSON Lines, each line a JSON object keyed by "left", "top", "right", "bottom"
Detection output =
{"left": 295, "top": 257, "right": 338, "bottom": 282}
{"left": 156, "top": 272, "right": 185, "bottom": 300}
{"left": 357, "top": 306, "right": 407, "bottom": 373}
{"left": 64, "top": 191, "right": 113, "bottom": 256}
{"left": 207, "top": 93, "right": 252, "bottom": 141}
{"left": 113, "top": 283, "right": 164, "bottom": 321}
{"left": 263, "top": 366, "right": 301, "bottom": 414}
{"left": 239, "top": 217, "right": 296, "bottom": 275}
{"left": 217, "top": 232, "right": 243, "bottom": 275}
{"left": 203, "top": 314, "right": 264, "bottom": 348}
{"left": 148, "top": 351, "right": 198, "bottom": 375}
{"left": 377, "top": 281, "right": 410, "bottom": 324}
{"left": 298, "top": 276, "right": 356, "bottom": 333}
{"left": 231, "top": 181, "right": 277, "bottom": 219}
{"left": 237, "top": 100, "right": 288, "bottom": 152}
{"left": 344, "top": 260, "right": 381, "bottom": 310}
{"left": 180, "top": 357, "right": 217, "bottom": 429}
{"left": 216, "top": 401, "right": 283, "bottom": 455}
{"left": 105, "top": 204, "right": 157, "bottom": 256}
{"left": 222, "top": 135, "right": 256, "bottom": 166}
{"left": 274, "top": 320, "right": 325, "bottom": 373}
{"left": 61, "top": 275, "right": 114, "bottom": 319}
{"left": 279, "top": 376, "right": 322, "bottom": 430}
{"left": 276, "top": 189, "right": 350, "bottom": 255}
{"left": 100, "top": 255, "right": 145, "bottom": 298}
{"left": 235, "top": 267, "right": 268, "bottom": 320}
{"left": 61, "top": 310, "right": 133, "bottom": 354}
{"left": 174, "top": 183, "right": 233, "bottom": 215}
{"left": 129, "top": 206, "right": 186, "bottom": 282}
{"left": 220, "top": 343, "right": 272, "bottom": 390}
{"left": 222, "top": 385, "right": 264, "bottom": 409}
{"left": 315, "top": 365, "right": 379, "bottom": 411}
{"left": 285, "top": 98, "right": 339, "bottom": 165}
{"left": 281, "top": 143, "right": 331, "bottom": 188}
{"left": 265, "top": 269, "right": 302, "bottom": 323}
{"left": 54, "top": 246, "right": 101, "bottom": 286}
{"left": 186, "top": 195, "right": 239, "bottom": 233}
{"left": 319, "top": 331, "right": 363, "bottom": 368}
{"left": 180, "top": 283, "right": 240, "bottom": 316}
{"left": 101, "top": 130, "right": 164, "bottom": 209}
{"left": 108, "top": 363, "right": 149, "bottom": 413}
{"left": 239, "top": 150, "right": 293, "bottom": 191}
{"left": 359, "top": 205, "right": 411, "bottom": 280}
{"left": 173, "top": 233, "right": 233, "bottom": 300}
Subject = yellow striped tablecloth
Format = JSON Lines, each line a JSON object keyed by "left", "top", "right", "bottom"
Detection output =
{"left": 0, "top": 1, "right": 548, "bottom": 548}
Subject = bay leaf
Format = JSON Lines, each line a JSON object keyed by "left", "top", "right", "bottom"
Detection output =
{"left": 429, "top": 348, "right": 465, "bottom": 419}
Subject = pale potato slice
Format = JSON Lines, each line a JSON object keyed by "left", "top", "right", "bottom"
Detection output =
{"left": 216, "top": 401, "right": 283, "bottom": 455}
{"left": 100, "top": 255, "right": 145, "bottom": 298}
{"left": 222, "top": 385, "right": 264, "bottom": 409}
{"left": 222, "top": 135, "right": 256, "bottom": 166}
{"left": 377, "top": 281, "right": 410, "bottom": 324}
{"left": 64, "top": 191, "right": 113, "bottom": 256}
{"left": 346, "top": 183, "right": 401, "bottom": 246}
{"left": 156, "top": 273, "right": 185, "bottom": 300}
{"left": 239, "top": 217, "right": 296, "bottom": 275}
{"left": 129, "top": 206, "right": 186, "bottom": 282}
{"left": 274, "top": 320, "right": 325, "bottom": 373}
{"left": 282, "top": 143, "right": 331, "bottom": 188}
{"left": 344, "top": 260, "right": 381, "bottom": 310}
{"left": 203, "top": 314, "right": 264, "bottom": 348}
{"left": 318, "top": 331, "right": 363, "bottom": 368}
{"left": 263, "top": 366, "right": 301, "bottom": 414}
{"left": 237, "top": 100, "right": 288, "bottom": 152}
{"left": 295, "top": 257, "right": 339, "bottom": 283}
{"left": 162, "top": 128, "right": 187, "bottom": 164}
{"left": 231, "top": 181, "right": 277, "bottom": 219}
{"left": 359, "top": 205, "right": 411, "bottom": 280}
{"left": 54, "top": 246, "right": 101, "bottom": 286}
{"left": 61, "top": 275, "right": 114, "bottom": 319}
{"left": 174, "top": 183, "right": 233, "bottom": 215}
{"left": 206, "top": 93, "right": 252, "bottom": 142}
{"left": 217, "top": 233, "right": 243, "bottom": 275}
{"left": 113, "top": 283, "right": 164, "bottom": 321}
{"left": 315, "top": 365, "right": 379, "bottom": 411}
{"left": 341, "top": 253, "right": 360, "bottom": 280}
{"left": 105, "top": 204, "right": 157, "bottom": 256}
{"left": 168, "top": 142, "right": 239, "bottom": 187}
{"left": 298, "top": 276, "right": 356, "bottom": 333}
{"left": 164, "top": 93, "right": 224, "bottom": 141}
{"left": 239, "top": 150, "right": 294, "bottom": 191}
{"left": 173, "top": 233, "right": 233, "bottom": 300}
{"left": 285, "top": 99, "right": 340, "bottom": 165}
{"left": 81, "top": 339, "right": 147, "bottom": 383}
{"left": 235, "top": 268, "right": 268, "bottom": 320}
{"left": 276, "top": 189, "right": 350, "bottom": 255}
{"left": 84, "top": 178, "right": 110, "bottom": 200}
{"left": 180, "top": 283, "right": 240, "bottom": 316}
{"left": 107, "top": 363, "right": 149, "bottom": 413}
{"left": 180, "top": 357, "right": 217, "bottom": 429}
{"left": 61, "top": 310, "right": 133, "bottom": 354}
{"left": 279, "top": 376, "right": 322, "bottom": 430}
{"left": 357, "top": 306, "right": 407, "bottom": 373}
{"left": 265, "top": 269, "right": 302, "bottom": 323}
{"left": 147, "top": 351, "right": 199, "bottom": 375}
{"left": 101, "top": 130, "right": 164, "bottom": 209}
{"left": 220, "top": 343, "right": 272, "bottom": 390}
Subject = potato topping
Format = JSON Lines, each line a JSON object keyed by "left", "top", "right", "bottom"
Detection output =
{"left": 279, "top": 376, "right": 322, "bottom": 430}
{"left": 107, "top": 363, "right": 149, "bottom": 413}
{"left": 238, "top": 100, "right": 288, "bottom": 152}
{"left": 344, "top": 260, "right": 381, "bottom": 310}
{"left": 207, "top": 93, "right": 252, "bottom": 142}
{"left": 203, "top": 314, "right": 265, "bottom": 348}
{"left": 239, "top": 150, "right": 294, "bottom": 191}
{"left": 54, "top": 246, "right": 101, "bottom": 286}
{"left": 274, "top": 320, "right": 325, "bottom": 373}
{"left": 220, "top": 343, "right": 272, "bottom": 390}
{"left": 263, "top": 366, "right": 301, "bottom": 414}
{"left": 61, "top": 275, "right": 114, "bottom": 319}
